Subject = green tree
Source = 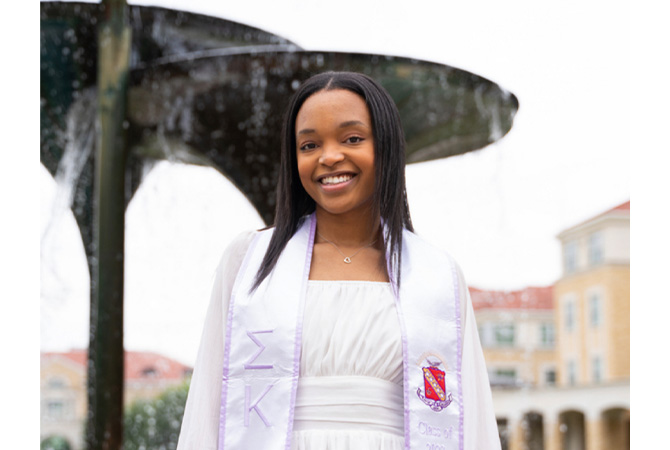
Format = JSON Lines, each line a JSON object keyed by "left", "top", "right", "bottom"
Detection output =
{"left": 123, "top": 380, "right": 190, "bottom": 450}
{"left": 40, "top": 436, "right": 72, "bottom": 450}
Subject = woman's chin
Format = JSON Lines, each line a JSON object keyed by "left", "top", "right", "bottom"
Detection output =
{"left": 314, "top": 200, "right": 376, "bottom": 218}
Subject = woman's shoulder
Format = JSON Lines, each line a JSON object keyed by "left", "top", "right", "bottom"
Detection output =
{"left": 226, "top": 229, "right": 257, "bottom": 253}
{"left": 402, "top": 229, "right": 469, "bottom": 284}
{"left": 402, "top": 229, "right": 470, "bottom": 318}
{"left": 402, "top": 229, "right": 457, "bottom": 267}
{"left": 215, "top": 228, "right": 266, "bottom": 274}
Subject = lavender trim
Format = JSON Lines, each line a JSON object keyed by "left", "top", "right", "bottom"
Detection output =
{"left": 284, "top": 214, "right": 316, "bottom": 450}
{"left": 450, "top": 257, "right": 465, "bottom": 450}
{"left": 386, "top": 234, "right": 410, "bottom": 450}
{"left": 218, "top": 233, "right": 261, "bottom": 450}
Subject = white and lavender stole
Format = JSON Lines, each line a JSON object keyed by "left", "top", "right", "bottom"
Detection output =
{"left": 218, "top": 213, "right": 463, "bottom": 450}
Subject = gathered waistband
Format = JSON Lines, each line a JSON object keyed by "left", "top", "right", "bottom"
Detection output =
{"left": 293, "top": 376, "right": 404, "bottom": 436}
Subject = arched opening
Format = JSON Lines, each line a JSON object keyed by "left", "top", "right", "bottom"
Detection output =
{"left": 602, "top": 407, "right": 630, "bottom": 450}
{"left": 559, "top": 410, "right": 585, "bottom": 450}
{"left": 497, "top": 417, "right": 509, "bottom": 450}
{"left": 522, "top": 411, "right": 544, "bottom": 450}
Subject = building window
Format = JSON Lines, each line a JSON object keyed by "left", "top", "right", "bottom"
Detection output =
{"left": 588, "top": 232, "right": 603, "bottom": 266}
{"left": 564, "top": 240, "right": 578, "bottom": 274}
{"left": 46, "top": 400, "right": 65, "bottom": 419}
{"left": 592, "top": 356, "right": 602, "bottom": 383}
{"left": 478, "top": 323, "right": 493, "bottom": 348}
{"left": 545, "top": 368, "right": 557, "bottom": 385}
{"left": 567, "top": 360, "right": 577, "bottom": 386}
{"left": 47, "top": 377, "right": 66, "bottom": 389}
{"left": 589, "top": 292, "right": 602, "bottom": 327}
{"left": 141, "top": 367, "right": 157, "bottom": 378}
{"left": 565, "top": 300, "right": 576, "bottom": 332}
{"left": 540, "top": 323, "right": 555, "bottom": 347}
{"left": 491, "top": 368, "right": 517, "bottom": 387}
{"left": 494, "top": 324, "right": 515, "bottom": 347}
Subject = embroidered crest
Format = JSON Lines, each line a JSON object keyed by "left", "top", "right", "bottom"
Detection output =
{"left": 417, "top": 359, "right": 453, "bottom": 412}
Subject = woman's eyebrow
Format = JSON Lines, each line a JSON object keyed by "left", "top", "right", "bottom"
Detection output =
{"left": 297, "top": 128, "right": 316, "bottom": 136}
{"left": 297, "top": 121, "right": 368, "bottom": 136}
{"left": 339, "top": 120, "right": 368, "bottom": 129}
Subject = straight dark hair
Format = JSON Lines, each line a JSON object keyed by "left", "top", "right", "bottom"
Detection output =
{"left": 252, "top": 71, "right": 413, "bottom": 290}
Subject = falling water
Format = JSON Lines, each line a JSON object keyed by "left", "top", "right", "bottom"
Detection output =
{"left": 42, "top": 89, "right": 97, "bottom": 244}
{"left": 40, "top": 91, "right": 96, "bottom": 365}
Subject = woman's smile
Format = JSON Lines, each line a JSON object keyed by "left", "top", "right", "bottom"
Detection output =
{"left": 318, "top": 172, "right": 355, "bottom": 186}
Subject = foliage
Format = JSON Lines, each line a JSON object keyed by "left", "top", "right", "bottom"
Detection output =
{"left": 123, "top": 379, "right": 190, "bottom": 450}
{"left": 40, "top": 436, "right": 72, "bottom": 450}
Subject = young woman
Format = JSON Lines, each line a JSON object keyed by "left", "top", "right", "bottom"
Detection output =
{"left": 177, "top": 72, "right": 500, "bottom": 450}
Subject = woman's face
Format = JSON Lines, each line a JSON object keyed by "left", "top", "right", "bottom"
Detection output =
{"left": 295, "top": 89, "right": 376, "bottom": 217}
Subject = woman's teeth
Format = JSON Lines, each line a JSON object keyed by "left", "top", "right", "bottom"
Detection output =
{"left": 320, "top": 174, "right": 354, "bottom": 185}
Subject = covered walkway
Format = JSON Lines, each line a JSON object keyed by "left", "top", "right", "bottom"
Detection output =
{"left": 492, "top": 382, "right": 629, "bottom": 450}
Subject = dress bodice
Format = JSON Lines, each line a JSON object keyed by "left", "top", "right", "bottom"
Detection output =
{"left": 292, "top": 281, "right": 405, "bottom": 449}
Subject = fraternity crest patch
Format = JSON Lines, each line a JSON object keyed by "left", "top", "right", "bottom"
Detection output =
{"left": 417, "top": 358, "right": 453, "bottom": 412}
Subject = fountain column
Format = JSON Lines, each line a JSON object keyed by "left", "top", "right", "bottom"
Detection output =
{"left": 86, "top": 0, "right": 131, "bottom": 448}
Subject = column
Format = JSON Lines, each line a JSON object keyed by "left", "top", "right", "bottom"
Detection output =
{"left": 586, "top": 410, "right": 603, "bottom": 450}
{"left": 545, "top": 418, "right": 561, "bottom": 450}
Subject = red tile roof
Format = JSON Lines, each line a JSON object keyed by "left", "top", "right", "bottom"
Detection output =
{"left": 124, "top": 351, "right": 192, "bottom": 381}
{"left": 41, "top": 350, "right": 192, "bottom": 381}
{"left": 611, "top": 200, "right": 630, "bottom": 212}
{"left": 469, "top": 286, "right": 553, "bottom": 311}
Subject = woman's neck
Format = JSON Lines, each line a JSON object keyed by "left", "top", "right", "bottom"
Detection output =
{"left": 314, "top": 207, "right": 381, "bottom": 248}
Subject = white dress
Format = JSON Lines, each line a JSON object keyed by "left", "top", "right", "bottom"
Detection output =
{"left": 177, "top": 231, "right": 500, "bottom": 450}
{"left": 292, "top": 280, "right": 404, "bottom": 449}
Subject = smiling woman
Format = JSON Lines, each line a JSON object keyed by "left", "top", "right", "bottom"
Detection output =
{"left": 253, "top": 72, "right": 412, "bottom": 290}
{"left": 296, "top": 90, "right": 376, "bottom": 216}
{"left": 295, "top": 89, "right": 383, "bottom": 281}
{"left": 177, "top": 72, "right": 500, "bottom": 450}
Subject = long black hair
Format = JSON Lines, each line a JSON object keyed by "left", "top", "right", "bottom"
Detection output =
{"left": 252, "top": 71, "right": 413, "bottom": 290}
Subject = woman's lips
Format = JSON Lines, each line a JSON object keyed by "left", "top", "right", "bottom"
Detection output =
{"left": 320, "top": 173, "right": 354, "bottom": 185}
{"left": 317, "top": 173, "right": 357, "bottom": 192}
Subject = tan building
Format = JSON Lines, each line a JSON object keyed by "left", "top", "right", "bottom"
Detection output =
{"left": 555, "top": 201, "right": 630, "bottom": 387}
{"left": 475, "top": 200, "right": 630, "bottom": 450}
{"left": 40, "top": 350, "right": 192, "bottom": 450}
{"left": 472, "top": 286, "right": 556, "bottom": 389}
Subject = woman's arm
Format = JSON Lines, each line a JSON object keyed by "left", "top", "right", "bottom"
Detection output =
{"left": 177, "top": 231, "right": 255, "bottom": 450}
{"left": 456, "top": 265, "right": 502, "bottom": 450}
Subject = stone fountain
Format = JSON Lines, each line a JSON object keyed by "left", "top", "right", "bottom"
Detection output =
{"left": 41, "top": 1, "right": 518, "bottom": 448}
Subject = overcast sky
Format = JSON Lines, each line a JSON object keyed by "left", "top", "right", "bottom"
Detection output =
{"left": 39, "top": 0, "right": 635, "bottom": 367}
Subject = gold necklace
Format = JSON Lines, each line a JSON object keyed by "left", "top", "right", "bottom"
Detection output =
{"left": 317, "top": 232, "right": 377, "bottom": 264}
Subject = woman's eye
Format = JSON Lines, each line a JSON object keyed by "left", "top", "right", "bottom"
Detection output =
{"left": 345, "top": 136, "right": 363, "bottom": 144}
{"left": 299, "top": 142, "right": 317, "bottom": 151}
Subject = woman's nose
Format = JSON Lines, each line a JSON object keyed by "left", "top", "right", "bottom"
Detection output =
{"left": 318, "top": 143, "right": 345, "bottom": 166}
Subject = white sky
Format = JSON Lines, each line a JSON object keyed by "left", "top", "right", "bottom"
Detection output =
{"left": 39, "top": 0, "right": 635, "bottom": 368}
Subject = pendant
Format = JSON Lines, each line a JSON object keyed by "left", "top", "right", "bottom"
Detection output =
{"left": 344, "top": 257, "right": 352, "bottom": 264}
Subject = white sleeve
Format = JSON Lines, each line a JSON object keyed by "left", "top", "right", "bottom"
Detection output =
{"left": 177, "top": 231, "right": 256, "bottom": 450}
{"left": 456, "top": 265, "right": 501, "bottom": 450}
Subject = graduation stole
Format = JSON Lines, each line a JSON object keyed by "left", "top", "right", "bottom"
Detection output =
{"left": 218, "top": 213, "right": 464, "bottom": 450}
